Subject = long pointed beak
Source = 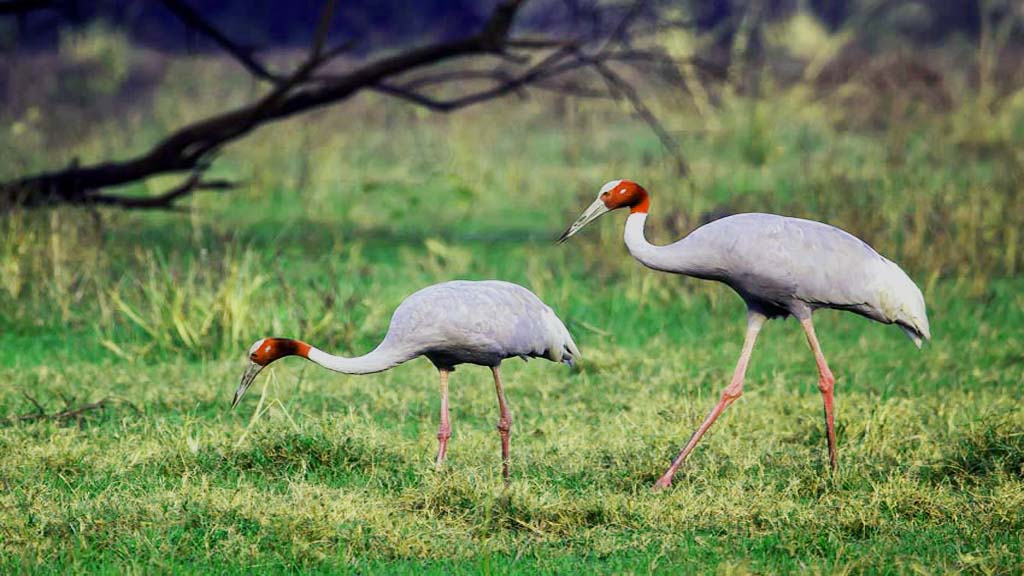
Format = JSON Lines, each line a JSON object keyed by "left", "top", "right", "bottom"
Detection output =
{"left": 232, "top": 361, "right": 264, "bottom": 408}
{"left": 557, "top": 198, "right": 610, "bottom": 244}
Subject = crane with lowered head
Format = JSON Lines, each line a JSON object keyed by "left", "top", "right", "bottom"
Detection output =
{"left": 233, "top": 280, "right": 580, "bottom": 481}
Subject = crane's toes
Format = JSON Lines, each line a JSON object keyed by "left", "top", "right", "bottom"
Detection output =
{"left": 651, "top": 477, "right": 673, "bottom": 492}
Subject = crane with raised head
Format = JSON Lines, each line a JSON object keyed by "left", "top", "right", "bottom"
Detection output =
{"left": 559, "top": 179, "right": 929, "bottom": 490}
{"left": 233, "top": 280, "right": 579, "bottom": 481}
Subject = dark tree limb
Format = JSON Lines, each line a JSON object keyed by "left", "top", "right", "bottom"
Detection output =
{"left": 592, "top": 60, "right": 689, "bottom": 176}
{"left": 0, "top": 0, "right": 698, "bottom": 210}
{"left": 0, "top": 0, "right": 57, "bottom": 15}
{"left": 0, "top": 395, "right": 110, "bottom": 426}
{"left": 21, "top": 392, "right": 46, "bottom": 416}
{"left": 88, "top": 172, "right": 237, "bottom": 210}
{"left": 376, "top": 44, "right": 578, "bottom": 111}
{"left": 160, "top": 0, "right": 277, "bottom": 81}
{"left": 595, "top": 0, "right": 650, "bottom": 54}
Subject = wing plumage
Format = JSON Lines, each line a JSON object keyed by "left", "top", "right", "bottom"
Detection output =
{"left": 869, "top": 258, "right": 931, "bottom": 347}
{"left": 380, "top": 280, "right": 579, "bottom": 367}
{"left": 661, "top": 213, "right": 931, "bottom": 345}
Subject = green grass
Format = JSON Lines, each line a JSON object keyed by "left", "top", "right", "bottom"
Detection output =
{"left": 2, "top": 52, "right": 1024, "bottom": 573}
{"left": 2, "top": 280, "right": 1022, "bottom": 573}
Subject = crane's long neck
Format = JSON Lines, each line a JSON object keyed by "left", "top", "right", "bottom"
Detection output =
{"left": 623, "top": 211, "right": 711, "bottom": 277}
{"left": 304, "top": 340, "right": 413, "bottom": 375}
{"left": 624, "top": 212, "right": 672, "bottom": 271}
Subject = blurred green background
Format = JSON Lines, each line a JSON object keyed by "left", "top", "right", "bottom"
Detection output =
{"left": 1, "top": 1, "right": 1022, "bottom": 573}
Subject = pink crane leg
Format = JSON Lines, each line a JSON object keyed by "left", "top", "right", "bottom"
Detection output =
{"left": 492, "top": 366, "right": 512, "bottom": 481}
{"left": 653, "top": 313, "right": 766, "bottom": 490}
{"left": 800, "top": 318, "right": 838, "bottom": 473}
{"left": 435, "top": 368, "right": 452, "bottom": 469}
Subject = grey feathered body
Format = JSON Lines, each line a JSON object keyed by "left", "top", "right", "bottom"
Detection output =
{"left": 374, "top": 280, "right": 580, "bottom": 370}
{"left": 627, "top": 213, "right": 931, "bottom": 344}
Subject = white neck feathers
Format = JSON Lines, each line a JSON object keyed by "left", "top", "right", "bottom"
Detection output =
{"left": 623, "top": 211, "right": 714, "bottom": 277}
{"left": 624, "top": 212, "right": 671, "bottom": 272}
{"left": 306, "top": 344, "right": 410, "bottom": 375}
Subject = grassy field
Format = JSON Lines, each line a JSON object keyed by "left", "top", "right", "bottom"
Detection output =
{"left": 2, "top": 50, "right": 1024, "bottom": 572}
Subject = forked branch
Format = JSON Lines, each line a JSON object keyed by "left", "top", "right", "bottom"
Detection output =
{"left": 0, "top": 0, "right": 697, "bottom": 209}
{"left": 0, "top": 392, "right": 138, "bottom": 426}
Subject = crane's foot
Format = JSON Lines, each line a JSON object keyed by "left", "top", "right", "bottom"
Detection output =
{"left": 497, "top": 417, "right": 511, "bottom": 484}
{"left": 435, "top": 430, "right": 451, "bottom": 470}
{"left": 652, "top": 474, "right": 673, "bottom": 492}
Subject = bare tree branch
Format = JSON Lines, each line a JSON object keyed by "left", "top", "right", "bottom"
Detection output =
{"left": 595, "top": 0, "right": 650, "bottom": 54}
{"left": 399, "top": 69, "right": 513, "bottom": 91}
{"left": 505, "top": 37, "right": 574, "bottom": 49}
{"left": 0, "top": 397, "right": 110, "bottom": 426}
{"left": 0, "top": 0, "right": 56, "bottom": 15}
{"left": 592, "top": 60, "right": 689, "bottom": 176}
{"left": 160, "top": 0, "right": 277, "bottom": 81}
{"left": 376, "top": 43, "right": 577, "bottom": 111}
{"left": 309, "top": 0, "right": 339, "bottom": 59}
{"left": 21, "top": 392, "right": 46, "bottom": 416}
{"left": 0, "top": 0, "right": 700, "bottom": 209}
{"left": 88, "top": 172, "right": 237, "bottom": 210}
{"left": 160, "top": 0, "right": 356, "bottom": 87}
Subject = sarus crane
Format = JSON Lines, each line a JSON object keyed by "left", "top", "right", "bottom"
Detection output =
{"left": 233, "top": 280, "right": 579, "bottom": 480}
{"left": 559, "top": 179, "right": 929, "bottom": 490}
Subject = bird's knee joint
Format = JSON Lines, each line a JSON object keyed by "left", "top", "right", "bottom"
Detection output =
{"left": 721, "top": 388, "right": 742, "bottom": 401}
{"left": 496, "top": 418, "right": 511, "bottom": 434}
{"left": 437, "top": 426, "right": 451, "bottom": 441}
{"left": 818, "top": 373, "right": 835, "bottom": 393}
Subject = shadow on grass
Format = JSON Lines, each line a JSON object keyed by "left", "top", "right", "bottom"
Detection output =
{"left": 150, "top": 426, "right": 421, "bottom": 491}
{"left": 926, "top": 410, "right": 1024, "bottom": 486}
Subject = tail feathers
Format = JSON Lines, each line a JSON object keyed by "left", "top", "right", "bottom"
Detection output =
{"left": 561, "top": 341, "right": 580, "bottom": 366}
{"left": 880, "top": 259, "right": 931, "bottom": 347}
{"left": 542, "top": 306, "right": 580, "bottom": 366}
{"left": 560, "top": 326, "right": 581, "bottom": 366}
{"left": 899, "top": 323, "right": 925, "bottom": 349}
